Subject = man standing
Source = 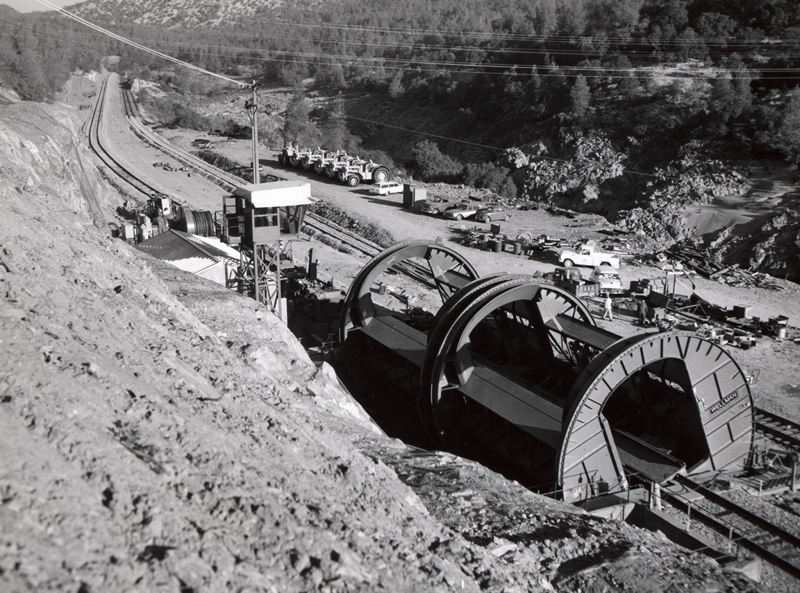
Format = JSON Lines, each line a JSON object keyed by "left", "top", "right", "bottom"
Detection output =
{"left": 603, "top": 293, "right": 613, "bottom": 321}
{"left": 637, "top": 298, "right": 649, "bottom": 326}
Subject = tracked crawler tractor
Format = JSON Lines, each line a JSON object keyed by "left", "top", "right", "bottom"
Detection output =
{"left": 338, "top": 242, "right": 755, "bottom": 502}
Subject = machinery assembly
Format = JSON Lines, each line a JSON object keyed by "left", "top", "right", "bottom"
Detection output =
{"left": 339, "top": 241, "right": 755, "bottom": 502}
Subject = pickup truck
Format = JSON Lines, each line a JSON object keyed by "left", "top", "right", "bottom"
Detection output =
{"left": 558, "top": 244, "right": 620, "bottom": 269}
{"left": 590, "top": 265, "right": 625, "bottom": 295}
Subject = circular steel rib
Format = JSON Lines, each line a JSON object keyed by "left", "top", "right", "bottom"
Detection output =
{"left": 338, "top": 240, "right": 479, "bottom": 343}
{"left": 421, "top": 281, "right": 593, "bottom": 452}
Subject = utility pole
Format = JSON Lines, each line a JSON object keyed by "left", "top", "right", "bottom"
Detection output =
{"left": 245, "top": 81, "right": 260, "bottom": 184}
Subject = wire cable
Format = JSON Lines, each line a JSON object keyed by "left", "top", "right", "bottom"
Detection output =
{"left": 34, "top": 0, "right": 244, "bottom": 87}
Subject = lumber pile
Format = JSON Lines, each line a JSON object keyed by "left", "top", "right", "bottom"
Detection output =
{"left": 664, "top": 246, "right": 783, "bottom": 291}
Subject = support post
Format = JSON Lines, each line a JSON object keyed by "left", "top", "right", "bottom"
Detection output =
{"left": 650, "top": 482, "right": 662, "bottom": 510}
{"left": 686, "top": 502, "right": 692, "bottom": 532}
{"left": 245, "top": 81, "right": 260, "bottom": 184}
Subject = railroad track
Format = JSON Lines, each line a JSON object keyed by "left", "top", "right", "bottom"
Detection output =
{"left": 664, "top": 475, "right": 800, "bottom": 580}
{"left": 88, "top": 76, "right": 165, "bottom": 199}
{"left": 117, "top": 79, "right": 445, "bottom": 291}
{"left": 302, "top": 213, "right": 381, "bottom": 259}
{"left": 756, "top": 408, "right": 800, "bottom": 450}
{"left": 119, "top": 84, "right": 241, "bottom": 193}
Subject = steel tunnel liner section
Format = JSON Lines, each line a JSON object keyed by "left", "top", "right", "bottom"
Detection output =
{"left": 559, "top": 331, "right": 754, "bottom": 502}
{"left": 339, "top": 240, "right": 480, "bottom": 344}
{"left": 338, "top": 243, "right": 755, "bottom": 503}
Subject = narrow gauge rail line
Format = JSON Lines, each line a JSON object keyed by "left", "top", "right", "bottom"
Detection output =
{"left": 302, "top": 215, "right": 439, "bottom": 289}
{"left": 302, "top": 213, "right": 379, "bottom": 259}
{"left": 119, "top": 83, "right": 441, "bottom": 291}
{"left": 88, "top": 76, "right": 165, "bottom": 199}
{"left": 665, "top": 475, "right": 800, "bottom": 580}
{"left": 120, "top": 86, "right": 241, "bottom": 193}
{"left": 755, "top": 408, "right": 800, "bottom": 450}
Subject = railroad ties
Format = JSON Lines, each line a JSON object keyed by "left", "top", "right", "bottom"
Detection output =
{"left": 667, "top": 476, "right": 800, "bottom": 580}
{"left": 339, "top": 241, "right": 756, "bottom": 502}
{"left": 755, "top": 408, "right": 800, "bottom": 451}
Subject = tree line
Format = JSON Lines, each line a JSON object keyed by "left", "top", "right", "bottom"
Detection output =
{"left": 2, "top": 0, "right": 799, "bottom": 184}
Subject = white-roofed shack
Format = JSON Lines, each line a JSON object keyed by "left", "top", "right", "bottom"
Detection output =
{"left": 220, "top": 181, "right": 313, "bottom": 247}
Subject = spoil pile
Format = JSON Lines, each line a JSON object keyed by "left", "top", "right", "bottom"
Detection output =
{"left": 737, "top": 210, "right": 800, "bottom": 283}
{"left": 615, "top": 155, "right": 750, "bottom": 244}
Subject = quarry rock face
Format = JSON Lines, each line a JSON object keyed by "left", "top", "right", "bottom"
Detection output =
{"left": 0, "top": 98, "right": 766, "bottom": 592}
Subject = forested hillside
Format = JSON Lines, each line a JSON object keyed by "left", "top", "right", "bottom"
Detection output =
{"left": 2, "top": 0, "right": 799, "bottom": 208}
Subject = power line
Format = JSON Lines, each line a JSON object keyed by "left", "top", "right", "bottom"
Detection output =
{"left": 13, "top": 6, "right": 800, "bottom": 80}
{"left": 19, "top": 2, "right": 800, "bottom": 63}
{"left": 195, "top": 14, "right": 800, "bottom": 48}
{"left": 7, "top": 17, "right": 794, "bottom": 81}
{"left": 34, "top": 0, "right": 243, "bottom": 87}
{"left": 17, "top": 4, "right": 781, "bottom": 180}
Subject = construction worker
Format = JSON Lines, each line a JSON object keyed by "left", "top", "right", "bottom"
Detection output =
{"left": 603, "top": 293, "right": 613, "bottom": 321}
{"left": 637, "top": 298, "right": 649, "bottom": 326}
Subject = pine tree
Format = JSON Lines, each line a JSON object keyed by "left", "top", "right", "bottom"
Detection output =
{"left": 388, "top": 71, "right": 404, "bottom": 99}
{"left": 281, "top": 86, "right": 319, "bottom": 146}
{"left": 570, "top": 75, "right": 591, "bottom": 119}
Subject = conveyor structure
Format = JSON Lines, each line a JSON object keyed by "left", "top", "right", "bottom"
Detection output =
{"left": 339, "top": 242, "right": 755, "bottom": 502}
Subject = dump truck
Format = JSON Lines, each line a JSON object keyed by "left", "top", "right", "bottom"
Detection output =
{"left": 548, "top": 267, "right": 600, "bottom": 298}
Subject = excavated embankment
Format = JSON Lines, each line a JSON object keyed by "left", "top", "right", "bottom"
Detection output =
{"left": 0, "top": 94, "right": 767, "bottom": 593}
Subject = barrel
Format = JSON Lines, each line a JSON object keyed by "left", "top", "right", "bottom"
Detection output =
{"left": 492, "top": 240, "right": 502, "bottom": 253}
{"left": 512, "top": 242, "right": 522, "bottom": 255}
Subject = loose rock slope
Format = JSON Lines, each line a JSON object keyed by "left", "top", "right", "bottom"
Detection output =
{"left": 0, "top": 95, "right": 766, "bottom": 592}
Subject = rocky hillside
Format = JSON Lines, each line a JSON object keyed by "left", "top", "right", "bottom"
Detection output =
{"left": 69, "top": 0, "right": 285, "bottom": 28}
{"left": 0, "top": 92, "right": 766, "bottom": 592}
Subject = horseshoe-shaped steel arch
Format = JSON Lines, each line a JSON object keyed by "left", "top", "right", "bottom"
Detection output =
{"left": 421, "top": 280, "right": 594, "bottom": 448}
{"left": 338, "top": 240, "right": 479, "bottom": 343}
{"left": 557, "top": 331, "right": 754, "bottom": 502}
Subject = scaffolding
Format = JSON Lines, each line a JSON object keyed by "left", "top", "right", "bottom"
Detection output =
{"left": 218, "top": 181, "right": 312, "bottom": 321}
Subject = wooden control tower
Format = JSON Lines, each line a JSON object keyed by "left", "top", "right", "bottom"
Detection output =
{"left": 220, "top": 181, "right": 313, "bottom": 319}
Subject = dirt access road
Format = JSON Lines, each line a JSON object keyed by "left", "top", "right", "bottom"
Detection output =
{"left": 169, "top": 135, "right": 800, "bottom": 426}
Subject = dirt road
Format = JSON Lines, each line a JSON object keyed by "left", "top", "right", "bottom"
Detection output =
{"left": 135, "top": 93, "right": 800, "bottom": 428}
